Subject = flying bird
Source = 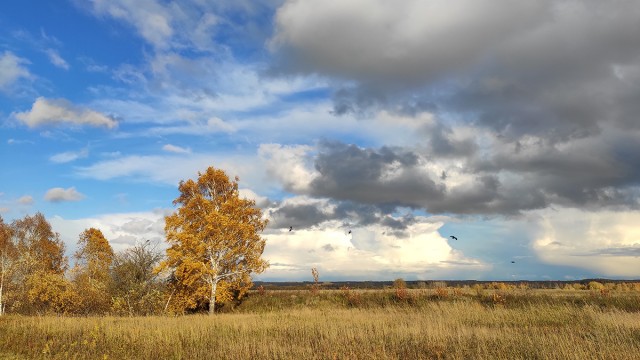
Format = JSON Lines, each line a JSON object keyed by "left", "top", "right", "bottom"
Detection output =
{"left": 348, "top": 230, "right": 352, "bottom": 234}
{"left": 450, "top": 235, "right": 458, "bottom": 241}
{"left": 511, "top": 261, "right": 516, "bottom": 264}
{"left": 289, "top": 226, "right": 293, "bottom": 232}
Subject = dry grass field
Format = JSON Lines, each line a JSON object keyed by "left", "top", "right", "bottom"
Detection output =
{"left": 1, "top": 286, "right": 640, "bottom": 359}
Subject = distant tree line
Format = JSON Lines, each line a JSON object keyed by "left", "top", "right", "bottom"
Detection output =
{"left": 0, "top": 213, "right": 166, "bottom": 316}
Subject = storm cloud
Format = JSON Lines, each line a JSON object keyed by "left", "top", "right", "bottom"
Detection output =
{"left": 265, "top": 0, "right": 640, "bottom": 219}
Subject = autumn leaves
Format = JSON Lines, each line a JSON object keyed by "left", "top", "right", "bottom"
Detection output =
{"left": 0, "top": 166, "right": 269, "bottom": 315}
{"left": 160, "top": 166, "right": 269, "bottom": 315}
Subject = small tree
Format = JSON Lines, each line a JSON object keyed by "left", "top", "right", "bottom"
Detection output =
{"left": 72, "top": 228, "right": 114, "bottom": 314}
{"left": 111, "top": 240, "right": 165, "bottom": 316}
{"left": 310, "top": 268, "right": 320, "bottom": 295}
{"left": 0, "top": 216, "right": 17, "bottom": 315}
{"left": 158, "top": 166, "right": 269, "bottom": 315}
{"left": 11, "top": 213, "right": 68, "bottom": 314}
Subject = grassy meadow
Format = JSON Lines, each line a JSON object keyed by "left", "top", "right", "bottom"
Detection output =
{"left": 1, "top": 285, "right": 640, "bottom": 359}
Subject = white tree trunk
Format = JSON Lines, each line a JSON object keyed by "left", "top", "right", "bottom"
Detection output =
{"left": 0, "top": 280, "right": 4, "bottom": 316}
{"left": 0, "top": 260, "right": 4, "bottom": 316}
{"left": 209, "top": 279, "right": 218, "bottom": 315}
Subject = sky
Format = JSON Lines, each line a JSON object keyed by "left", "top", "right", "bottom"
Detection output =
{"left": 1, "top": 0, "right": 639, "bottom": 281}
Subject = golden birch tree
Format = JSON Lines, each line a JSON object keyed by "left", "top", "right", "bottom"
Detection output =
{"left": 11, "top": 213, "right": 70, "bottom": 314}
{"left": 72, "top": 228, "right": 114, "bottom": 314}
{"left": 158, "top": 166, "right": 268, "bottom": 315}
{"left": 0, "top": 216, "right": 16, "bottom": 315}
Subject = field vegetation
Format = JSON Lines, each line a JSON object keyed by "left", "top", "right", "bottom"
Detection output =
{"left": 1, "top": 283, "right": 640, "bottom": 359}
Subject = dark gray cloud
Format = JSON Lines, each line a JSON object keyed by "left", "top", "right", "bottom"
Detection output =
{"left": 586, "top": 247, "right": 640, "bottom": 257}
{"left": 268, "top": 202, "right": 333, "bottom": 230}
{"left": 426, "top": 123, "right": 477, "bottom": 158}
{"left": 304, "top": 141, "right": 547, "bottom": 215}
{"left": 265, "top": 1, "right": 640, "bottom": 218}
{"left": 271, "top": 0, "right": 546, "bottom": 89}
{"left": 272, "top": 1, "right": 640, "bottom": 142}
{"left": 309, "top": 141, "right": 445, "bottom": 207}
{"left": 273, "top": 137, "right": 640, "bottom": 217}
{"left": 321, "top": 244, "right": 335, "bottom": 252}
{"left": 267, "top": 198, "right": 418, "bottom": 232}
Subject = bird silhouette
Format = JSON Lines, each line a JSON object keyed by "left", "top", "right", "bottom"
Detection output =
{"left": 348, "top": 230, "right": 352, "bottom": 234}
{"left": 289, "top": 226, "right": 293, "bottom": 232}
{"left": 511, "top": 261, "right": 516, "bottom": 264}
{"left": 450, "top": 235, "right": 458, "bottom": 240}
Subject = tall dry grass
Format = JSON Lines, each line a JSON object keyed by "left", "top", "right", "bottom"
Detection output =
{"left": 1, "top": 289, "right": 640, "bottom": 359}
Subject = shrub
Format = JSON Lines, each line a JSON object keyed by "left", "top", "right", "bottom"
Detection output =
{"left": 588, "top": 281, "right": 605, "bottom": 291}
{"left": 435, "top": 287, "right": 449, "bottom": 298}
{"left": 340, "top": 286, "right": 362, "bottom": 307}
{"left": 393, "top": 278, "right": 407, "bottom": 290}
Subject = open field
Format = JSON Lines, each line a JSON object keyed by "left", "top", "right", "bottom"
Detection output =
{"left": 1, "top": 287, "right": 640, "bottom": 359}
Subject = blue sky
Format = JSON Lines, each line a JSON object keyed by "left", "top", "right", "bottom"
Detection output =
{"left": 1, "top": 0, "right": 639, "bottom": 281}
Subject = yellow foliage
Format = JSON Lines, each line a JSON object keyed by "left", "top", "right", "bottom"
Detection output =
{"left": 72, "top": 228, "right": 114, "bottom": 314}
{"left": 157, "top": 166, "right": 269, "bottom": 314}
{"left": 26, "top": 271, "right": 80, "bottom": 314}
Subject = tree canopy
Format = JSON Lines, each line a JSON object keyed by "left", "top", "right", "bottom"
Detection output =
{"left": 159, "top": 166, "right": 269, "bottom": 314}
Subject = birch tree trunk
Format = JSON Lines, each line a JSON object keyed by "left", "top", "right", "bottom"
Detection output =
{"left": 209, "top": 279, "right": 218, "bottom": 315}
{"left": 0, "top": 257, "right": 5, "bottom": 316}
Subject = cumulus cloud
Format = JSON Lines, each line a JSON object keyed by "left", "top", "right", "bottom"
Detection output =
{"left": 0, "top": 51, "right": 31, "bottom": 91}
{"left": 44, "top": 187, "right": 85, "bottom": 202}
{"left": 49, "top": 210, "right": 168, "bottom": 254}
{"left": 14, "top": 97, "right": 118, "bottom": 129}
{"left": 258, "top": 143, "right": 317, "bottom": 194}
{"left": 17, "top": 195, "right": 34, "bottom": 205}
{"left": 261, "top": 131, "right": 640, "bottom": 216}
{"left": 271, "top": 0, "right": 640, "bottom": 143}
{"left": 533, "top": 207, "right": 640, "bottom": 277}
{"left": 271, "top": 0, "right": 543, "bottom": 87}
{"left": 260, "top": 215, "right": 486, "bottom": 280}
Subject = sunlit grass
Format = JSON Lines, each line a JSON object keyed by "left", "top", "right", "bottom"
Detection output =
{"left": 1, "top": 288, "right": 640, "bottom": 359}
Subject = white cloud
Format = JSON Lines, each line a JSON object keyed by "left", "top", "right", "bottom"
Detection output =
{"left": 148, "top": 117, "right": 236, "bottom": 136}
{"left": 50, "top": 148, "right": 89, "bottom": 163}
{"left": 258, "top": 143, "right": 317, "bottom": 193}
{"left": 533, "top": 207, "right": 640, "bottom": 277}
{"left": 238, "top": 188, "right": 271, "bottom": 208}
{"left": 44, "top": 187, "right": 85, "bottom": 203}
{"left": 17, "top": 195, "right": 34, "bottom": 205}
{"left": 15, "top": 97, "right": 118, "bottom": 129}
{"left": 45, "top": 199, "right": 489, "bottom": 281}
{"left": 90, "top": 0, "right": 173, "bottom": 50}
{"left": 75, "top": 152, "right": 268, "bottom": 192}
{"left": 7, "top": 138, "right": 34, "bottom": 145}
{"left": 49, "top": 210, "right": 168, "bottom": 254}
{"left": 162, "top": 144, "right": 191, "bottom": 154}
{"left": 0, "top": 51, "right": 31, "bottom": 90}
{"left": 45, "top": 49, "right": 70, "bottom": 70}
{"left": 260, "top": 215, "right": 486, "bottom": 280}
{"left": 205, "top": 117, "right": 236, "bottom": 133}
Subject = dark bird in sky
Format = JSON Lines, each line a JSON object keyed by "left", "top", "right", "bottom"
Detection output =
{"left": 289, "top": 226, "right": 293, "bottom": 232}
{"left": 511, "top": 261, "right": 516, "bottom": 264}
{"left": 450, "top": 235, "right": 458, "bottom": 240}
{"left": 348, "top": 230, "right": 352, "bottom": 234}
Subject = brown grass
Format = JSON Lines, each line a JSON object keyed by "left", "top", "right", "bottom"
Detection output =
{"left": 1, "top": 288, "right": 640, "bottom": 359}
